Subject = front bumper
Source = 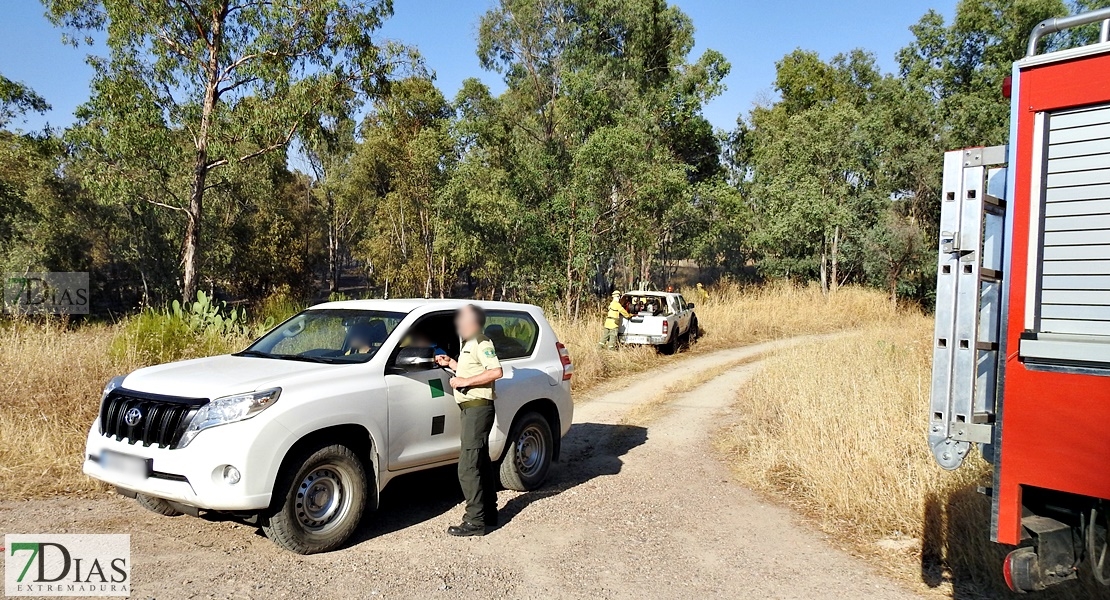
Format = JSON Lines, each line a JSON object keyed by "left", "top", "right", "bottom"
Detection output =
{"left": 82, "top": 416, "right": 292, "bottom": 512}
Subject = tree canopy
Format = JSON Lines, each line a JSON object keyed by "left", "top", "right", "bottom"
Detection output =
{"left": 0, "top": 0, "right": 1098, "bottom": 313}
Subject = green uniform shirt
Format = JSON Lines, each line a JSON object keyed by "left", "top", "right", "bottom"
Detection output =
{"left": 455, "top": 334, "right": 501, "bottom": 403}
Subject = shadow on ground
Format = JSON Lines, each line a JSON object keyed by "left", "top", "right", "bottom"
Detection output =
{"left": 920, "top": 486, "right": 1110, "bottom": 599}
{"left": 346, "top": 421, "right": 648, "bottom": 544}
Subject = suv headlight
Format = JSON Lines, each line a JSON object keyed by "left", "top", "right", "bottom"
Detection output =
{"left": 97, "top": 376, "right": 126, "bottom": 433}
{"left": 101, "top": 375, "right": 125, "bottom": 401}
{"left": 178, "top": 388, "right": 281, "bottom": 448}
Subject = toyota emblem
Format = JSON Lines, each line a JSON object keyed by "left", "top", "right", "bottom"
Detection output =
{"left": 123, "top": 407, "right": 143, "bottom": 427}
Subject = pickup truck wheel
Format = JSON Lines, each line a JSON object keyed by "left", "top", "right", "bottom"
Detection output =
{"left": 499, "top": 411, "right": 553, "bottom": 492}
{"left": 136, "top": 493, "right": 182, "bottom": 516}
{"left": 263, "top": 444, "right": 367, "bottom": 554}
{"left": 685, "top": 319, "right": 699, "bottom": 346}
{"left": 658, "top": 333, "right": 678, "bottom": 355}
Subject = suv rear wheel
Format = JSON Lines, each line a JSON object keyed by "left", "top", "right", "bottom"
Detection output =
{"left": 499, "top": 411, "right": 554, "bottom": 491}
{"left": 263, "top": 443, "right": 368, "bottom": 554}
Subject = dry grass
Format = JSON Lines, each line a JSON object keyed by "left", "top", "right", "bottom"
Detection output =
{"left": 0, "top": 320, "right": 136, "bottom": 499}
{"left": 0, "top": 282, "right": 896, "bottom": 502}
{"left": 718, "top": 317, "right": 1109, "bottom": 599}
{"left": 0, "top": 317, "right": 247, "bottom": 500}
{"left": 551, "top": 281, "right": 900, "bottom": 393}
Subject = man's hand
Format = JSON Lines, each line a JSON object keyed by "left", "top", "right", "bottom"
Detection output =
{"left": 434, "top": 354, "right": 452, "bottom": 368}
{"left": 449, "top": 376, "right": 467, "bottom": 390}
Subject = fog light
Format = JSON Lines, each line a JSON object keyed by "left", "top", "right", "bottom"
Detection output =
{"left": 222, "top": 465, "right": 241, "bottom": 485}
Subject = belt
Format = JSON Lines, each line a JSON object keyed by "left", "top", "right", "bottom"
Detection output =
{"left": 457, "top": 398, "right": 493, "bottom": 410}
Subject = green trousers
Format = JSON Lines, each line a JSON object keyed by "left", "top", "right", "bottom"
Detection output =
{"left": 458, "top": 404, "right": 498, "bottom": 526}
{"left": 599, "top": 327, "right": 619, "bottom": 349}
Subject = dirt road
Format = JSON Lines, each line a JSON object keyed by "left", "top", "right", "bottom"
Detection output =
{"left": 0, "top": 338, "right": 919, "bottom": 599}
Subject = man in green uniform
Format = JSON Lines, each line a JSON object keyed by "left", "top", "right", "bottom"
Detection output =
{"left": 598, "top": 290, "right": 631, "bottom": 350}
{"left": 434, "top": 304, "right": 503, "bottom": 537}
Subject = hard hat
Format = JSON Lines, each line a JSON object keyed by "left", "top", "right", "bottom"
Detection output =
{"left": 612, "top": 291, "right": 622, "bottom": 297}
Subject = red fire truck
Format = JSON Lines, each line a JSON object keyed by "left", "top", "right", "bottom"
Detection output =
{"left": 930, "top": 7, "right": 1110, "bottom": 593}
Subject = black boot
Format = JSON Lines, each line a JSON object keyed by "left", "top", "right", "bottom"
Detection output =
{"left": 447, "top": 521, "right": 488, "bottom": 537}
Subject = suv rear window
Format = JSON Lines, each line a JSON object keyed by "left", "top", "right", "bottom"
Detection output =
{"left": 484, "top": 311, "right": 539, "bottom": 360}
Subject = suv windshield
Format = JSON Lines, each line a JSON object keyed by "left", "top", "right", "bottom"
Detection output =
{"left": 238, "top": 309, "right": 406, "bottom": 364}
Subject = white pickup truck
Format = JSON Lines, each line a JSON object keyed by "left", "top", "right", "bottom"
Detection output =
{"left": 83, "top": 299, "right": 574, "bottom": 554}
{"left": 617, "top": 291, "right": 698, "bottom": 354}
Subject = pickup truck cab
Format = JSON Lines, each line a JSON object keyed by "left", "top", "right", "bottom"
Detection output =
{"left": 82, "top": 299, "right": 574, "bottom": 554}
{"left": 617, "top": 291, "right": 698, "bottom": 354}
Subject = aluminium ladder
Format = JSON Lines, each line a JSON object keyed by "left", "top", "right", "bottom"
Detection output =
{"left": 929, "top": 146, "right": 1008, "bottom": 470}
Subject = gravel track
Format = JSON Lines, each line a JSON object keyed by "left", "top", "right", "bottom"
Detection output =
{"left": 0, "top": 337, "right": 919, "bottom": 599}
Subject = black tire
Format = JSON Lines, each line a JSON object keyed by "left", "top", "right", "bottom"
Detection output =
{"left": 658, "top": 332, "right": 678, "bottom": 355}
{"left": 685, "top": 319, "right": 699, "bottom": 347}
{"left": 262, "top": 443, "right": 368, "bottom": 554}
{"left": 499, "top": 411, "right": 554, "bottom": 492}
{"left": 136, "top": 493, "right": 182, "bottom": 516}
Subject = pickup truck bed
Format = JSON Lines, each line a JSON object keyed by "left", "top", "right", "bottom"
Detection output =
{"left": 616, "top": 291, "right": 698, "bottom": 354}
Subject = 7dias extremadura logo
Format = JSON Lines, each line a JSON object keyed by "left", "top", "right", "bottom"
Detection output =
{"left": 4, "top": 534, "right": 130, "bottom": 597}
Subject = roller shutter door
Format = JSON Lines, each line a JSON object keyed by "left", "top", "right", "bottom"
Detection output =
{"left": 1039, "top": 104, "right": 1110, "bottom": 338}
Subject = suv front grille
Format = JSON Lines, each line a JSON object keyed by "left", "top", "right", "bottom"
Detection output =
{"left": 99, "top": 389, "right": 208, "bottom": 449}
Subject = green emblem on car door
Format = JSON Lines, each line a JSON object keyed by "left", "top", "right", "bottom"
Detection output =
{"left": 429, "top": 378, "right": 445, "bottom": 398}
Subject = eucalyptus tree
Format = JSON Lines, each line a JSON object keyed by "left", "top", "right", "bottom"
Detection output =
{"left": 43, "top": 0, "right": 402, "bottom": 301}
{"left": 471, "top": 0, "right": 728, "bottom": 313}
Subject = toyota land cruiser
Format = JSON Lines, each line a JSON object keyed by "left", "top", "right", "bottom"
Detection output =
{"left": 82, "top": 299, "right": 574, "bottom": 554}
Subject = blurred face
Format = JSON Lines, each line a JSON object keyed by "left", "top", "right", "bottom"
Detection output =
{"left": 349, "top": 333, "right": 370, "bottom": 352}
{"left": 455, "top": 306, "right": 481, "bottom": 340}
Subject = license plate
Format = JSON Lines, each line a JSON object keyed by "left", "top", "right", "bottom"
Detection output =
{"left": 623, "top": 335, "right": 649, "bottom": 344}
{"left": 100, "top": 450, "right": 151, "bottom": 479}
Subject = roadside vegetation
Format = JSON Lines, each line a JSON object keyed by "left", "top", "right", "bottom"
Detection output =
{"left": 718, "top": 321, "right": 1108, "bottom": 599}
{"left": 0, "top": 282, "right": 897, "bottom": 500}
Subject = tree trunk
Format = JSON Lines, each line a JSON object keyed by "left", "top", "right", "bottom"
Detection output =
{"left": 830, "top": 224, "right": 840, "bottom": 295}
{"left": 565, "top": 216, "right": 575, "bottom": 316}
{"left": 182, "top": 5, "right": 225, "bottom": 303}
{"left": 819, "top": 233, "right": 829, "bottom": 295}
{"left": 888, "top": 256, "right": 900, "bottom": 310}
{"left": 439, "top": 255, "right": 446, "bottom": 298}
{"left": 327, "top": 191, "right": 339, "bottom": 293}
{"left": 181, "top": 175, "right": 204, "bottom": 303}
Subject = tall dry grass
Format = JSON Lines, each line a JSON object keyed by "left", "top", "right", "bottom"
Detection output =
{"left": 718, "top": 317, "right": 1109, "bottom": 599}
{"left": 0, "top": 317, "right": 248, "bottom": 499}
{"left": 552, "top": 281, "right": 900, "bottom": 392}
{"left": 0, "top": 321, "right": 137, "bottom": 498}
{"left": 0, "top": 282, "right": 896, "bottom": 501}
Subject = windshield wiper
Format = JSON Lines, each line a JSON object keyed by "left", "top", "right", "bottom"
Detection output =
{"left": 234, "top": 350, "right": 342, "bottom": 364}
{"left": 274, "top": 354, "right": 337, "bottom": 364}
{"left": 234, "top": 350, "right": 275, "bottom": 359}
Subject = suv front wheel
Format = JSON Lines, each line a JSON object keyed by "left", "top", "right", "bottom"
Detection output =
{"left": 499, "top": 411, "right": 554, "bottom": 491}
{"left": 136, "top": 493, "right": 182, "bottom": 516}
{"left": 263, "top": 443, "right": 368, "bottom": 554}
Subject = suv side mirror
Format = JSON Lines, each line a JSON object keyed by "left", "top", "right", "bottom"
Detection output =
{"left": 391, "top": 346, "right": 435, "bottom": 372}
{"left": 687, "top": 303, "right": 695, "bottom": 309}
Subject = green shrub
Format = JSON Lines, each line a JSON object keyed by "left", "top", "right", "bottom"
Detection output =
{"left": 170, "top": 290, "right": 253, "bottom": 337}
{"left": 254, "top": 290, "right": 306, "bottom": 330}
{"left": 110, "top": 293, "right": 259, "bottom": 365}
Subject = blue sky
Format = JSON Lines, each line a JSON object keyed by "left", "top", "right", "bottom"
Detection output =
{"left": 1, "top": 0, "right": 958, "bottom": 133}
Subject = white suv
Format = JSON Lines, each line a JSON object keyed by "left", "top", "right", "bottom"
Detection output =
{"left": 82, "top": 299, "right": 574, "bottom": 554}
